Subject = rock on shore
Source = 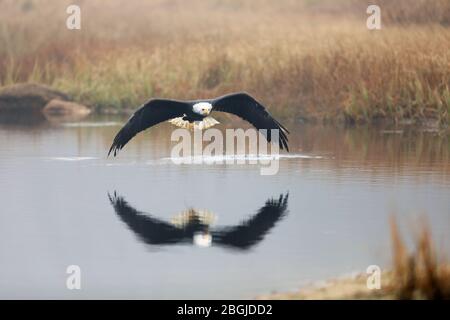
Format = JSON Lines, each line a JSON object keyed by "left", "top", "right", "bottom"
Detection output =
{"left": 0, "top": 83, "right": 90, "bottom": 122}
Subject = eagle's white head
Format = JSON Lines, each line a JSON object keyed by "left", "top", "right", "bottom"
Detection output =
{"left": 193, "top": 232, "right": 212, "bottom": 247}
{"left": 193, "top": 102, "right": 212, "bottom": 116}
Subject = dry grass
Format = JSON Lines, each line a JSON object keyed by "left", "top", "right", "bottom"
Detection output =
{"left": 0, "top": 0, "right": 449, "bottom": 124}
{"left": 259, "top": 217, "right": 450, "bottom": 300}
{"left": 390, "top": 217, "right": 450, "bottom": 299}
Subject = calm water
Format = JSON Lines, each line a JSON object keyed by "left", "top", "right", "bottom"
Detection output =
{"left": 0, "top": 115, "right": 449, "bottom": 299}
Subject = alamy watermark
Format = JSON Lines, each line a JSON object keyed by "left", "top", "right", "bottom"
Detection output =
{"left": 366, "top": 265, "right": 381, "bottom": 290}
{"left": 367, "top": 5, "right": 382, "bottom": 30}
{"left": 66, "top": 265, "right": 81, "bottom": 290}
{"left": 66, "top": 5, "right": 81, "bottom": 30}
{"left": 170, "top": 128, "right": 281, "bottom": 176}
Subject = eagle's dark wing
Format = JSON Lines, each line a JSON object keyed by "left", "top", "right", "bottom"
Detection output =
{"left": 108, "top": 193, "right": 185, "bottom": 245}
{"left": 212, "top": 92, "right": 289, "bottom": 151}
{"left": 212, "top": 193, "right": 289, "bottom": 250}
{"left": 108, "top": 99, "right": 189, "bottom": 156}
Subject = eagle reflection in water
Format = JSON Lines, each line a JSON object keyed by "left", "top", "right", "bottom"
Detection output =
{"left": 108, "top": 192, "right": 289, "bottom": 250}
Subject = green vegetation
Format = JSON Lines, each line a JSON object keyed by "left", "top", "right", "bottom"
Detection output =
{"left": 0, "top": 0, "right": 449, "bottom": 124}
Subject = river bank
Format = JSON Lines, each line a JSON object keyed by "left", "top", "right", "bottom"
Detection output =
{"left": 1, "top": 1, "right": 449, "bottom": 126}
{"left": 258, "top": 220, "right": 450, "bottom": 300}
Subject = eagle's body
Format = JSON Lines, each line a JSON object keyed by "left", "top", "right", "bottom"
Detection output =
{"left": 108, "top": 92, "right": 289, "bottom": 156}
{"left": 168, "top": 101, "right": 219, "bottom": 130}
{"left": 173, "top": 101, "right": 212, "bottom": 122}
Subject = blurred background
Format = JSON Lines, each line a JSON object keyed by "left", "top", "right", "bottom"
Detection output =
{"left": 0, "top": 0, "right": 449, "bottom": 124}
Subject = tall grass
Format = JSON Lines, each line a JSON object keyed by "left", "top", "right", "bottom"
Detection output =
{"left": 261, "top": 217, "right": 450, "bottom": 300}
{"left": 0, "top": 0, "right": 449, "bottom": 124}
{"left": 390, "top": 217, "right": 450, "bottom": 299}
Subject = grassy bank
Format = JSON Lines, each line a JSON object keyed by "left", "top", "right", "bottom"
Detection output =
{"left": 259, "top": 218, "right": 450, "bottom": 300}
{"left": 0, "top": 0, "right": 449, "bottom": 124}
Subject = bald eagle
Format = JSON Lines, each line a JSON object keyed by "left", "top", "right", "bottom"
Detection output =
{"left": 108, "top": 92, "right": 289, "bottom": 156}
{"left": 108, "top": 192, "right": 289, "bottom": 250}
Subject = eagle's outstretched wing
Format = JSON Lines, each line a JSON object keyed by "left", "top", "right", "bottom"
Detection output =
{"left": 108, "top": 99, "right": 189, "bottom": 156}
{"left": 212, "top": 92, "right": 289, "bottom": 151}
{"left": 108, "top": 192, "right": 185, "bottom": 245}
{"left": 212, "top": 193, "right": 289, "bottom": 250}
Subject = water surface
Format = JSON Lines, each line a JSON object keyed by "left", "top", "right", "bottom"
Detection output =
{"left": 0, "top": 116, "right": 449, "bottom": 299}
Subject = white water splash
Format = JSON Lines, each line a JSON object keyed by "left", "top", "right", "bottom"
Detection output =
{"left": 45, "top": 157, "right": 97, "bottom": 161}
{"left": 160, "top": 153, "right": 324, "bottom": 163}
